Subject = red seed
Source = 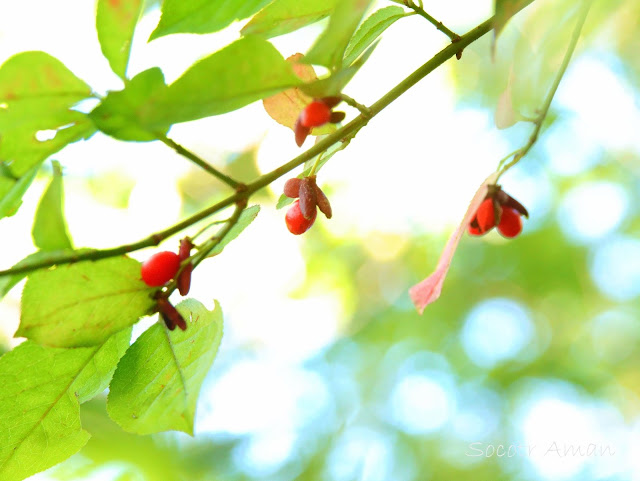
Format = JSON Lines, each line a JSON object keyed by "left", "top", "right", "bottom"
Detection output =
{"left": 284, "top": 178, "right": 302, "bottom": 198}
{"left": 299, "top": 101, "right": 331, "bottom": 128}
{"left": 141, "top": 251, "right": 180, "bottom": 287}
{"left": 476, "top": 198, "right": 500, "bottom": 233}
{"left": 497, "top": 207, "right": 522, "bottom": 238}
{"left": 285, "top": 200, "right": 316, "bottom": 235}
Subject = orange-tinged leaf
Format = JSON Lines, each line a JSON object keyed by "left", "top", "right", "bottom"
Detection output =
{"left": 263, "top": 54, "right": 335, "bottom": 135}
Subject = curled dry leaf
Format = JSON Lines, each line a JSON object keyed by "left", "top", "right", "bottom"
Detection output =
{"left": 299, "top": 177, "right": 318, "bottom": 220}
{"left": 177, "top": 263, "right": 193, "bottom": 296}
{"left": 314, "top": 184, "right": 332, "bottom": 219}
{"left": 178, "top": 237, "right": 193, "bottom": 261}
{"left": 294, "top": 117, "right": 311, "bottom": 147}
{"left": 330, "top": 111, "right": 346, "bottom": 124}
{"left": 157, "top": 296, "right": 187, "bottom": 331}
{"left": 284, "top": 178, "right": 302, "bottom": 198}
{"left": 177, "top": 237, "right": 193, "bottom": 296}
{"left": 409, "top": 172, "right": 499, "bottom": 314}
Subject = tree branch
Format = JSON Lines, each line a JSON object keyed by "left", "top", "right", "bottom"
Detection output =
{"left": 0, "top": 10, "right": 531, "bottom": 279}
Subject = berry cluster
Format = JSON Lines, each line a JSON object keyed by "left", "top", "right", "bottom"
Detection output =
{"left": 468, "top": 186, "right": 528, "bottom": 238}
{"left": 294, "top": 97, "right": 346, "bottom": 147}
{"left": 283, "top": 176, "right": 332, "bottom": 235}
{"left": 140, "top": 237, "right": 195, "bottom": 330}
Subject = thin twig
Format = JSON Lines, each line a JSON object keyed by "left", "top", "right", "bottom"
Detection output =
{"left": 156, "top": 133, "right": 242, "bottom": 189}
{"left": 160, "top": 203, "right": 245, "bottom": 297}
{"left": 389, "top": 0, "right": 460, "bottom": 42}
{"left": 339, "top": 93, "right": 372, "bottom": 117}
{"left": 0, "top": 10, "right": 532, "bottom": 280}
{"left": 497, "top": 0, "right": 592, "bottom": 181}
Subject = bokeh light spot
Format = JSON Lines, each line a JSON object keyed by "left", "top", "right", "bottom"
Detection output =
{"left": 461, "top": 298, "right": 534, "bottom": 368}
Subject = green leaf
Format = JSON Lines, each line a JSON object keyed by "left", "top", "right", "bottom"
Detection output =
{"left": 32, "top": 161, "right": 73, "bottom": 251}
{"left": 0, "top": 248, "right": 82, "bottom": 301}
{"left": 493, "top": 0, "right": 534, "bottom": 54}
{"left": 0, "top": 51, "right": 95, "bottom": 177}
{"left": 89, "top": 67, "right": 169, "bottom": 142}
{"left": 107, "top": 299, "right": 223, "bottom": 435}
{"left": 96, "top": 0, "right": 144, "bottom": 79}
{"left": 0, "top": 329, "right": 131, "bottom": 481}
{"left": 300, "top": 40, "right": 378, "bottom": 97}
{"left": 241, "top": 0, "right": 338, "bottom": 38}
{"left": 343, "top": 6, "right": 405, "bottom": 65}
{"left": 305, "top": 0, "right": 373, "bottom": 70}
{"left": 91, "top": 38, "right": 301, "bottom": 135}
{"left": 0, "top": 164, "right": 39, "bottom": 220}
{"left": 18, "top": 256, "right": 155, "bottom": 347}
{"left": 276, "top": 139, "right": 348, "bottom": 209}
{"left": 210, "top": 205, "right": 260, "bottom": 256}
{"left": 147, "top": 36, "right": 301, "bottom": 126}
{"left": 150, "top": 0, "right": 272, "bottom": 40}
{"left": 73, "top": 328, "right": 133, "bottom": 403}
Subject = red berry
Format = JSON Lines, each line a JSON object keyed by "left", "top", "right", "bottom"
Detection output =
{"left": 299, "top": 101, "right": 331, "bottom": 128}
{"left": 476, "top": 198, "right": 500, "bottom": 233}
{"left": 497, "top": 207, "right": 522, "bottom": 238}
{"left": 285, "top": 200, "right": 316, "bottom": 235}
{"left": 141, "top": 251, "right": 180, "bottom": 287}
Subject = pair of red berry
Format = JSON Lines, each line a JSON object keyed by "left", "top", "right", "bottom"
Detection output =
{"left": 294, "top": 97, "right": 345, "bottom": 147}
{"left": 468, "top": 187, "right": 528, "bottom": 238}
{"left": 141, "top": 238, "right": 193, "bottom": 292}
{"left": 283, "top": 176, "right": 332, "bottom": 235}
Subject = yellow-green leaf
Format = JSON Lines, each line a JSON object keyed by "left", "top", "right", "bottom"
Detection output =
{"left": 0, "top": 164, "right": 39, "bottom": 220}
{"left": 305, "top": 0, "right": 373, "bottom": 70}
{"left": 150, "top": 0, "right": 272, "bottom": 40}
{"left": 96, "top": 0, "right": 143, "bottom": 79}
{"left": 241, "top": 0, "right": 338, "bottom": 38}
{"left": 107, "top": 299, "right": 223, "bottom": 435}
{"left": 18, "top": 256, "right": 155, "bottom": 347}
{"left": 32, "top": 161, "right": 73, "bottom": 251}
{"left": 147, "top": 36, "right": 302, "bottom": 126}
{"left": 0, "top": 52, "right": 95, "bottom": 177}
{"left": 343, "top": 5, "right": 405, "bottom": 66}
{"left": 0, "top": 329, "right": 130, "bottom": 481}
